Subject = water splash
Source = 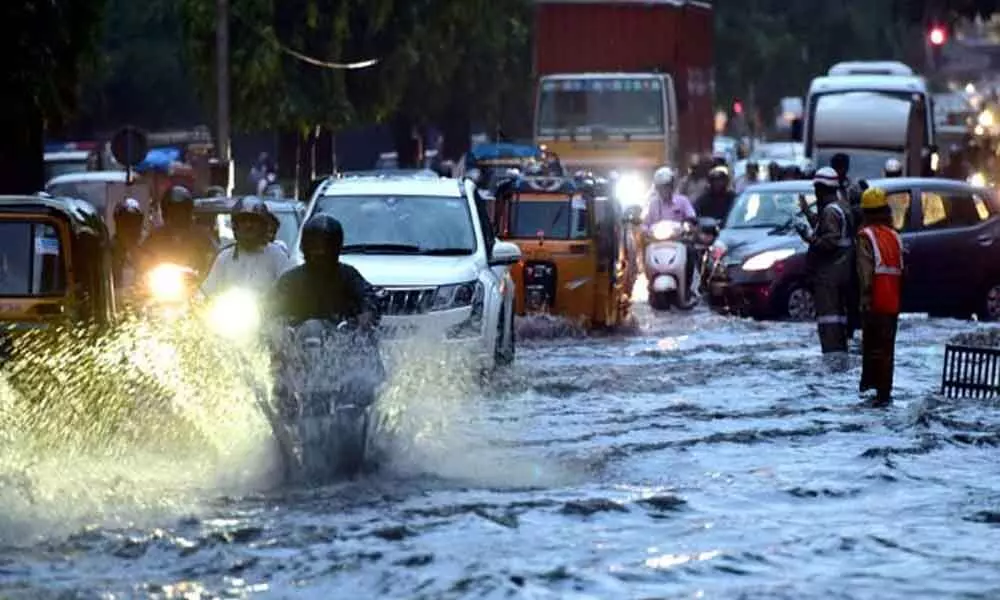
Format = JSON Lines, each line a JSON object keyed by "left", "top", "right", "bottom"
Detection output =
{"left": 0, "top": 314, "right": 277, "bottom": 543}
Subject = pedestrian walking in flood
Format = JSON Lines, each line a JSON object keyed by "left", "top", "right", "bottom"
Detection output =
{"left": 856, "top": 187, "right": 903, "bottom": 407}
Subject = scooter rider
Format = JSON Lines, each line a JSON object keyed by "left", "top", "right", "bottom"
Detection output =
{"left": 643, "top": 166, "right": 696, "bottom": 225}
{"left": 201, "top": 196, "right": 294, "bottom": 297}
{"left": 694, "top": 166, "right": 737, "bottom": 222}
{"left": 267, "top": 214, "right": 380, "bottom": 329}
{"left": 111, "top": 197, "right": 144, "bottom": 295}
{"left": 795, "top": 167, "right": 855, "bottom": 364}
{"left": 139, "top": 186, "right": 217, "bottom": 275}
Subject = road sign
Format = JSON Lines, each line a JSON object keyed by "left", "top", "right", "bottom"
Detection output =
{"left": 110, "top": 126, "right": 149, "bottom": 169}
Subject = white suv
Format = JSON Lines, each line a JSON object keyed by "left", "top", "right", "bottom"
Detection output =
{"left": 299, "top": 176, "right": 521, "bottom": 368}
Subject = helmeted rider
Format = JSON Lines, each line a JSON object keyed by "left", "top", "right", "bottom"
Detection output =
{"left": 795, "top": 167, "right": 855, "bottom": 365}
{"left": 267, "top": 214, "right": 379, "bottom": 329}
{"left": 201, "top": 196, "right": 294, "bottom": 297}
{"left": 139, "top": 186, "right": 217, "bottom": 275}
{"left": 643, "top": 166, "right": 696, "bottom": 226}
{"left": 694, "top": 166, "right": 736, "bottom": 222}
{"left": 883, "top": 158, "right": 903, "bottom": 178}
{"left": 111, "top": 198, "right": 144, "bottom": 293}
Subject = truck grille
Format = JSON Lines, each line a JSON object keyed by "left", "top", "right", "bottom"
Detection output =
{"left": 375, "top": 287, "right": 437, "bottom": 315}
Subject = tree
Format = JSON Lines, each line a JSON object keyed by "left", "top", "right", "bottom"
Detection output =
{"left": 1, "top": 0, "right": 108, "bottom": 194}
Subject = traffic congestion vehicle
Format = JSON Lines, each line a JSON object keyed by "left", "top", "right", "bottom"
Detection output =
{"left": 707, "top": 178, "right": 1000, "bottom": 321}
{"left": 492, "top": 172, "right": 635, "bottom": 328}
{"left": 302, "top": 175, "right": 521, "bottom": 368}
{"left": 0, "top": 195, "right": 116, "bottom": 339}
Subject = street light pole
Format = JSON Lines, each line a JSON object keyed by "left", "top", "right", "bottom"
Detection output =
{"left": 216, "top": 0, "right": 231, "bottom": 193}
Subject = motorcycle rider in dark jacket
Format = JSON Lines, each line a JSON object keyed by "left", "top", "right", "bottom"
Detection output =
{"left": 267, "top": 214, "right": 380, "bottom": 329}
{"left": 139, "top": 186, "right": 218, "bottom": 276}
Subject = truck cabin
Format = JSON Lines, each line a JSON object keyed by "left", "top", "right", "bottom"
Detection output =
{"left": 802, "top": 74, "right": 935, "bottom": 160}
{"left": 810, "top": 91, "right": 926, "bottom": 180}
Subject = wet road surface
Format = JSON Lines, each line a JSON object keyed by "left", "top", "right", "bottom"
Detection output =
{"left": 1, "top": 305, "right": 998, "bottom": 599}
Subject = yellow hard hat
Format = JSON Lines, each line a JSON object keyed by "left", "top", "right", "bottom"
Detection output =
{"left": 861, "top": 187, "right": 888, "bottom": 210}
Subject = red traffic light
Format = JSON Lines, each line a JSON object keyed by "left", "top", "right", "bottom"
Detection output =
{"left": 733, "top": 100, "right": 743, "bottom": 115}
{"left": 929, "top": 26, "right": 947, "bottom": 46}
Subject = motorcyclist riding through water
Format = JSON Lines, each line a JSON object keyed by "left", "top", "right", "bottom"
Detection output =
{"left": 643, "top": 166, "right": 700, "bottom": 298}
{"left": 139, "top": 186, "right": 217, "bottom": 276}
{"left": 883, "top": 158, "right": 903, "bottom": 178}
{"left": 201, "top": 196, "right": 294, "bottom": 297}
{"left": 267, "top": 214, "right": 380, "bottom": 329}
{"left": 694, "top": 166, "right": 736, "bottom": 222}
{"left": 111, "top": 197, "right": 144, "bottom": 299}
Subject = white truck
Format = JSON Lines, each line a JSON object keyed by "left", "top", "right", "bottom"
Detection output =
{"left": 798, "top": 62, "right": 935, "bottom": 179}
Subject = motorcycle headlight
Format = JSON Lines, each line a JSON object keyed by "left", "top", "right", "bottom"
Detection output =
{"left": 146, "top": 264, "right": 195, "bottom": 302}
{"left": 206, "top": 288, "right": 260, "bottom": 340}
{"left": 614, "top": 173, "right": 646, "bottom": 207}
{"left": 651, "top": 221, "right": 681, "bottom": 241}
{"left": 969, "top": 172, "right": 987, "bottom": 187}
{"left": 431, "top": 281, "right": 482, "bottom": 311}
{"left": 742, "top": 249, "right": 795, "bottom": 272}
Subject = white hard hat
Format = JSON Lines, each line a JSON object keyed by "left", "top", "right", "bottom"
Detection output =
{"left": 884, "top": 158, "right": 903, "bottom": 173}
{"left": 813, "top": 166, "right": 840, "bottom": 188}
{"left": 653, "top": 166, "right": 676, "bottom": 186}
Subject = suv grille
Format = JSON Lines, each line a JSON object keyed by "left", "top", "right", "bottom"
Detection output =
{"left": 375, "top": 287, "right": 437, "bottom": 315}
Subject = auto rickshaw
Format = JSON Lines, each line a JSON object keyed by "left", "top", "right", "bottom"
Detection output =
{"left": 492, "top": 172, "right": 636, "bottom": 329}
{"left": 0, "top": 195, "right": 116, "bottom": 340}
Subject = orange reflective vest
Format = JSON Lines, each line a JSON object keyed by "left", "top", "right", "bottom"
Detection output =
{"left": 860, "top": 224, "right": 903, "bottom": 314}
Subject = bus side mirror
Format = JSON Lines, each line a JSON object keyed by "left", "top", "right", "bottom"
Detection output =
{"left": 790, "top": 119, "right": 803, "bottom": 142}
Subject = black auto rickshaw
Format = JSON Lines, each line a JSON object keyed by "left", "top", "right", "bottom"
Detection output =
{"left": 0, "top": 195, "right": 116, "bottom": 341}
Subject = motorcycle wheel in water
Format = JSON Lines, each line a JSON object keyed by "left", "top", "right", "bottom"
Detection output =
{"left": 269, "top": 319, "right": 385, "bottom": 482}
{"left": 643, "top": 218, "right": 718, "bottom": 311}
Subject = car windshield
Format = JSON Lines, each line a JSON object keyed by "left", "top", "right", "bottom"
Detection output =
{"left": 46, "top": 181, "right": 110, "bottom": 214}
{"left": 314, "top": 194, "right": 476, "bottom": 254}
{"left": 509, "top": 197, "right": 590, "bottom": 239}
{"left": 0, "top": 221, "right": 66, "bottom": 296}
{"left": 44, "top": 160, "right": 89, "bottom": 182}
{"left": 725, "top": 189, "right": 816, "bottom": 229}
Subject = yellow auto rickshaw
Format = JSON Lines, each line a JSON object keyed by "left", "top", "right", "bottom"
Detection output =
{"left": 0, "top": 195, "right": 116, "bottom": 341}
{"left": 493, "top": 173, "right": 636, "bottom": 328}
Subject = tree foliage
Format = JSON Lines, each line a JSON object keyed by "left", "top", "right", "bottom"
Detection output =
{"left": 176, "top": 0, "right": 534, "bottom": 140}
{"left": 1, "top": 0, "right": 108, "bottom": 193}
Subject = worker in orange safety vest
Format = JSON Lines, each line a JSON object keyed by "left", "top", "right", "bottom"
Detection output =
{"left": 856, "top": 187, "right": 903, "bottom": 407}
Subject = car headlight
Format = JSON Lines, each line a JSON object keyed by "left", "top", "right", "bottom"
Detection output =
{"left": 651, "top": 221, "right": 681, "bottom": 241}
{"left": 969, "top": 172, "right": 987, "bottom": 187}
{"left": 447, "top": 282, "right": 486, "bottom": 338}
{"left": 614, "top": 173, "right": 646, "bottom": 207}
{"left": 742, "top": 249, "right": 796, "bottom": 272}
{"left": 431, "top": 281, "right": 482, "bottom": 311}
{"left": 146, "top": 264, "right": 195, "bottom": 302}
{"left": 206, "top": 288, "right": 260, "bottom": 340}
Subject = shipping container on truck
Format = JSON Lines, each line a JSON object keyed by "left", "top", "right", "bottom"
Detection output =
{"left": 532, "top": 0, "right": 713, "bottom": 196}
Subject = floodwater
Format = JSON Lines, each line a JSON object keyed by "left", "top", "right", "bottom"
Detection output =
{"left": 0, "top": 303, "right": 998, "bottom": 600}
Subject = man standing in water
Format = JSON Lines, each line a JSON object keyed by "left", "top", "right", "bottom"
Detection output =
{"left": 856, "top": 187, "right": 903, "bottom": 407}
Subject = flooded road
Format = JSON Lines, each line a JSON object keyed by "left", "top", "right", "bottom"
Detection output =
{"left": 1, "top": 305, "right": 998, "bottom": 599}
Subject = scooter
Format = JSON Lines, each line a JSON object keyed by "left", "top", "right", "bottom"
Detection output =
{"left": 644, "top": 217, "right": 719, "bottom": 311}
{"left": 269, "top": 319, "right": 385, "bottom": 482}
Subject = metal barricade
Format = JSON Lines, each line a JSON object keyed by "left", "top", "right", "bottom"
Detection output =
{"left": 940, "top": 344, "right": 1000, "bottom": 399}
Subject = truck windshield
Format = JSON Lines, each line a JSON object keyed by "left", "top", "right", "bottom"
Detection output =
{"left": 814, "top": 148, "right": 903, "bottom": 181}
{"left": 537, "top": 78, "right": 665, "bottom": 136}
{"left": 509, "top": 199, "right": 590, "bottom": 240}
{"left": 0, "top": 221, "right": 66, "bottom": 297}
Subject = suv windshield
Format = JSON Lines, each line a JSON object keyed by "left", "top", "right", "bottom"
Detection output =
{"left": 314, "top": 195, "right": 476, "bottom": 254}
{"left": 726, "top": 190, "right": 816, "bottom": 229}
{"left": 0, "top": 221, "right": 66, "bottom": 296}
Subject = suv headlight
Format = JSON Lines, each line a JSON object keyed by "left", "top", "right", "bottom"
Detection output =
{"left": 431, "top": 281, "right": 482, "bottom": 311}
{"left": 742, "top": 249, "right": 795, "bottom": 272}
{"left": 447, "top": 281, "right": 486, "bottom": 338}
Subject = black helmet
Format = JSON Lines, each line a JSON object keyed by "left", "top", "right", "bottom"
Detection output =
{"left": 300, "top": 214, "right": 344, "bottom": 267}
{"left": 161, "top": 185, "right": 194, "bottom": 226}
{"left": 114, "top": 197, "right": 143, "bottom": 234}
{"left": 232, "top": 196, "right": 271, "bottom": 249}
